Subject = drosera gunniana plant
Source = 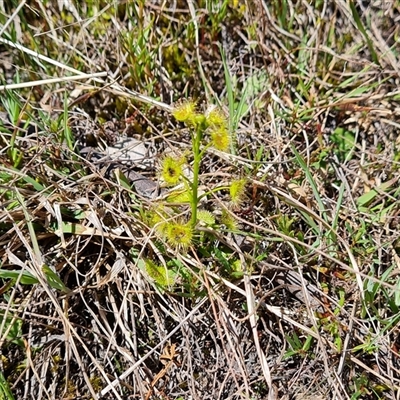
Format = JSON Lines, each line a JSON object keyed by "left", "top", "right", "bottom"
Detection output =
{"left": 141, "top": 98, "right": 252, "bottom": 289}
{"left": 147, "top": 99, "right": 235, "bottom": 251}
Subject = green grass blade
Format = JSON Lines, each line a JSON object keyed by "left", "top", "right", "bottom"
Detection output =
{"left": 0, "top": 270, "right": 38, "bottom": 285}
{"left": 0, "top": 370, "right": 15, "bottom": 400}
{"left": 349, "top": 0, "right": 380, "bottom": 65}
{"left": 219, "top": 44, "right": 236, "bottom": 155}
{"left": 290, "top": 145, "right": 328, "bottom": 223}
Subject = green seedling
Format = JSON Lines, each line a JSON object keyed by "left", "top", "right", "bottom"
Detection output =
{"left": 284, "top": 331, "right": 314, "bottom": 359}
{"left": 0, "top": 89, "right": 26, "bottom": 168}
{"left": 213, "top": 248, "right": 243, "bottom": 280}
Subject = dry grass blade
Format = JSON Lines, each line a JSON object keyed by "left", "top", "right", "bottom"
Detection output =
{"left": 0, "top": 72, "right": 108, "bottom": 91}
{"left": 244, "top": 272, "right": 275, "bottom": 398}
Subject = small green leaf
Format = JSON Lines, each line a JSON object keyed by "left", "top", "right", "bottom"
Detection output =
{"left": 115, "top": 169, "right": 134, "bottom": 190}
{"left": 334, "top": 335, "right": 342, "bottom": 353}
{"left": 302, "top": 334, "right": 314, "bottom": 352}
{"left": 42, "top": 265, "right": 70, "bottom": 293}
{"left": 57, "top": 221, "right": 90, "bottom": 235}
{"left": 197, "top": 210, "right": 215, "bottom": 226}
{"left": 330, "top": 128, "right": 355, "bottom": 161}
{"left": 144, "top": 259, "right": 174, "bottom": 289}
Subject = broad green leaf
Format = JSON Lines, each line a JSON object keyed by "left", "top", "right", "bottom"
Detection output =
{"left": 0, "top": 269, "right": 38, "bottom": 285}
